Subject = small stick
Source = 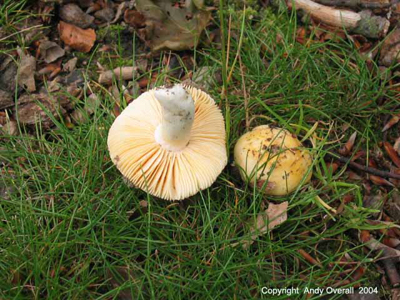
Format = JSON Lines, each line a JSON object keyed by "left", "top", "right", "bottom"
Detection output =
{"left": 329, "top": 152, "right": 400, "bottom": 180}
{"left": 298, "top": 249, "right": 320, "bottom": 266}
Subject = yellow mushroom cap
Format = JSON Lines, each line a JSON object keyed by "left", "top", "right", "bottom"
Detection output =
{"left": 107, "top": 85, "right": 227, "bottom": 201}
{"left": 234, "top": 125, "right": 312, "bottom": 196}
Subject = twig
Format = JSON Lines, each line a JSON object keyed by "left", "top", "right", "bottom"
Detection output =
{"left": 274, "top": 0, "right": 389, "bottom": 38}
{"left": 329, "top": 152, "right": 400, "bottom": 180}
{"left": 298, "top": 249, "right": 321, "bottom": 266}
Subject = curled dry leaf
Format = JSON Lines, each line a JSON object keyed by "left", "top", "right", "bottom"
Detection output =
{"left": 98, "top": 66, "right": 137, "bottom": 85}
{"left": 382, "top": 115, "right": 400, "bottom": 132}
{"left": 380, "top": 29, "right": 400, "bottom": 67}
{"left": 59, "top": 3, "right": 94, "bottom": 29}
{"left": 339, "top": 131, "right": 357, "bottom": 156}
{"left": 39, "top": 40, "right": 65, "bottom": 63}
{"left": 384, "top": 141, "right": 400, "bottom": 168}
{"left": 58, "top": 21, "right": 96, "bottom": 53}
{"left": 235, "top": 201, "right": 288, "bottom": 249}
{"left": 132, "top": 0, "right": 211, "bottom": 51}
{"left": 17, "top": 49, "right": 36, "bottom": 92}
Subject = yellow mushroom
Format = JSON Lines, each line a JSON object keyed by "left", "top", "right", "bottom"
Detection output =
{"left": 107, "top": 84, "right": 227, "bottom": 201}
{"left": 234, "top": 125, "right": 312, "bottom": 196}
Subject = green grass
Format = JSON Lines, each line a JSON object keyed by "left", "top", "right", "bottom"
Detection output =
{"left": 0, "top": 4, "right": 398, "bottom": 300}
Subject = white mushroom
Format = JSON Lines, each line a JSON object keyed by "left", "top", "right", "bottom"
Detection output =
{"left": 234, "top": 125, "right": 312, "bottom": 196}
{"left": 107, "top": 84, "right": 227, "bottom": 201}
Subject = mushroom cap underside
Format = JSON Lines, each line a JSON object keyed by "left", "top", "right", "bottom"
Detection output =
{"left": 107, "top": 86, "right": 227, "bottom": 201}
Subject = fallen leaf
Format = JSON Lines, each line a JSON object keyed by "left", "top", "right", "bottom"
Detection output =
{"left": 383, "top": 115, "right": 400, "bottom": 132}
{"left": 238, "top": 201, "right": 288, "bottom": 249}
{"left": 39, "top": 40, "right": 65, "bottom": 63}
{"left": 384, "top": 141, "right": 400, "bottom": 168}
{"left": 17, "top": 49, "right": 36, "bottom": 92}
{"left": 94, "top": 7, "right": 115, "bottom": 23}
{"left": 58, "top": 21, "right": 96, "bottom": 53}
{"left": 13, "top": 93, "right": 68, "bottom": 129}
{"left": 63, "top": 57, "right": 78, "bottom": 72}
{"left": 59, "top": 3, "right": 94, "bottom": 29}
{"left": 338, "top": 131, "right": 357, "bottom": 156}
{"left": 133, "top": 0, "right": 211, "bottom": 51}
{"left": 380, "top": 29, "right": 400, "bottom": 67}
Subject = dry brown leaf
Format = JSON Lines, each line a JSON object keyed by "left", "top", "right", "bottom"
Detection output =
{"left": 383, "top": 115, "right": 400, "bottom": 132}
{"left": 62, "top": 57, "right": 78, "bottom": 72}
{"left": 58, "top": 21, "right": 96, "bottom": 53}
{"left": 384, "top": 142, "right": 400, "bottom": 168}
{"left": 237, "top": 201, "right": 288, "bottom": 249}
{"left": 39, "top": 40, "right": 65, "bottom": 63}
{"left": 59, "top": 3, "right": 94, "bottom": 29}
{"left": 133, "top": 0, "right": 211, "bottom": 52}
{"left": 17, "top": 48, "right": 36, "bottom": 92}
{"left": 339, "top": 131, "right": 357, "bottom": 156}
{"left": 380, "top": 29, "right": 400, "bottom": 67}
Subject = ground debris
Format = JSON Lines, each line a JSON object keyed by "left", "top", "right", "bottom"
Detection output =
{"left": 39, "top": 40, "right": 65, "bottom": 63}
{"left": 128, "top": 0, "right": 211, "bottom": 52}
{"left": 58, "top": 21, "right": 96, "bottom": 53}
{"left": 17, "top": 48, "right": 36, "bottom": 92}
{"left": 59, "top": 3, "right": 95, "bottom": 29}
{"left": 13, "top": 93, "right": 68, "bottom": 129}
{"left": 233, "top": 201, "right": 288, "bottom": 249}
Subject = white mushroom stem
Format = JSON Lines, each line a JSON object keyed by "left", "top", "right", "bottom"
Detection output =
{"left": 154, "top": 85, "right": 195, "bottom": 152}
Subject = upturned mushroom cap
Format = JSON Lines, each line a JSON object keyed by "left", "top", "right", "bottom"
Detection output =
{"left": 107, "top": 84, "right": 227, "bottom": 201}
{"left": 234, "top": 125, "right": 312, "bottom": 196}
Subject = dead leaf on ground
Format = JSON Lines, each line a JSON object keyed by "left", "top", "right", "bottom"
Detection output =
{"left": 94, "top": 7, "right": 115, "bottom": 23}
{"left": 383, "top": 115, "right": 400, "bottom": 132}
{"left": 338, "top": 131, "right": 357, "bottom": 156}
{"left": 98, "top": 66, "right": 137, "bottom": 85}
{"left": 233, "top": 201, "right": 288, "bottom": 249}
{"left": 58, "top": 21, "right": 96, "bottom": 53}
{"left": 380, "top": 29, "right": 400, "bottom": 67}
{"left": 39, "top": 40, "right": 65, "bottom": 63}
{"left": 384, "top": 141, "right": 400, "bottom": 168}
{"left": 17, "top": 48, "right": 36, "bottom": 92}
{"left": 59, "top": 3, "right": 95, "bottom": 29}
{"left": 130, "top": 0, "right": 211, "bottom": 52}
{"left": 14, "top": 93, "right": 68, "bottom": 129}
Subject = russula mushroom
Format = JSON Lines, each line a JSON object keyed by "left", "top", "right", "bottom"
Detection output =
{"left": 234, "top": 125, "right": 312, "bottom": 196}
{"left": 107, "top": 84, "right": 227, "bottom": 201}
